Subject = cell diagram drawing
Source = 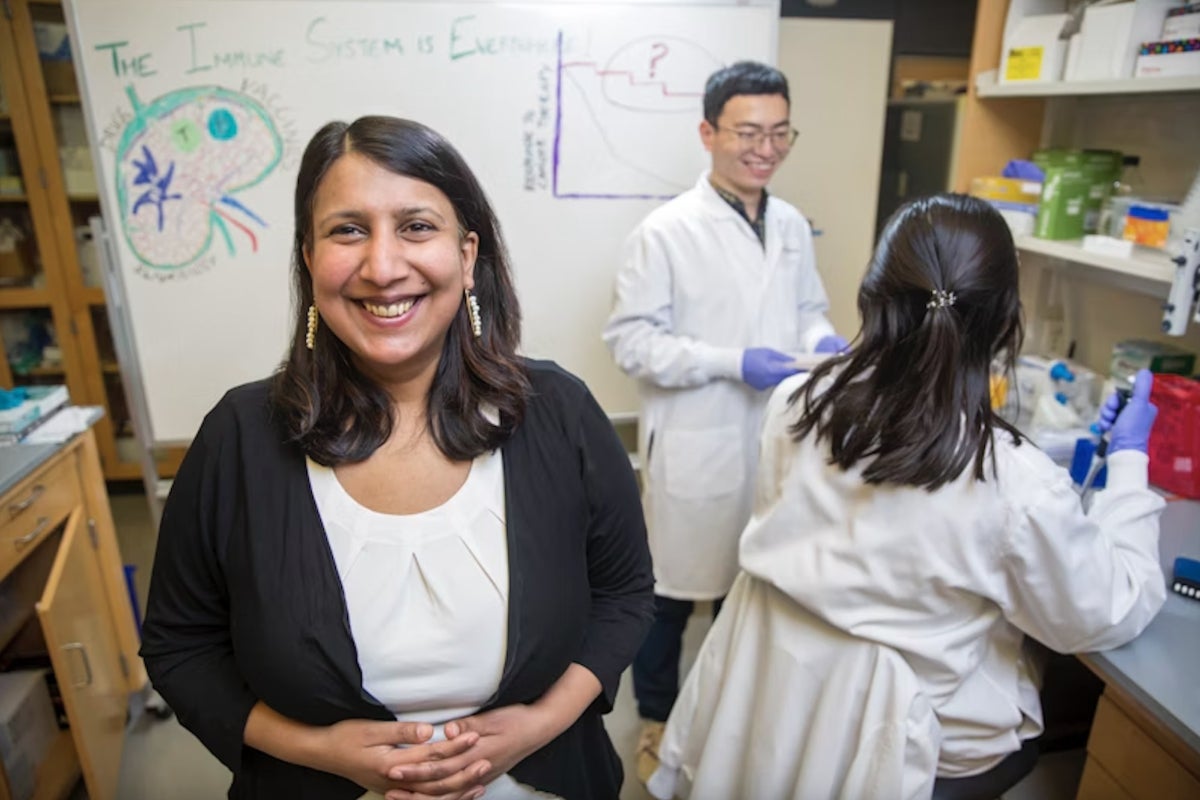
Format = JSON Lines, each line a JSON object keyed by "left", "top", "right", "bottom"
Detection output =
{"left": 553, "top": 34, "right": 722, "bottom": 199}
{"left": 115, "top": 85, "right": 283, "bottom": 272}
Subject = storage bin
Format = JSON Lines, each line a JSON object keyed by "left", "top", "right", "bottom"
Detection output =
{"left": 1148, "top": 374, "right": 1200, "bottom": 499}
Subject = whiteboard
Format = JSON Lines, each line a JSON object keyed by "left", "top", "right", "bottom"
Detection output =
{"left": 64, "top": 0, "right": 778, "bottom": 444}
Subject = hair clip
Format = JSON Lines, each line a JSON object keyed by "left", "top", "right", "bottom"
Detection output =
{"left": 927, "top": 289, "right": 957, "bottom": 310}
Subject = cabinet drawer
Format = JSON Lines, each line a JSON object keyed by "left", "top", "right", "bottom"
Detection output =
{"left": 1086, "top": 694, "right": 1200, "bottom": 800}
{"left": 0, "top": 455, "right": 80, "bottom": 579}
{"left": 1078, "top": 757, "right": 1134, "bottom": 799}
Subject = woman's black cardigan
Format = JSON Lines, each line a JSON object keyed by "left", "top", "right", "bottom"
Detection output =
{"left": 140, "top": 360, "right": 655, "bottom": 799}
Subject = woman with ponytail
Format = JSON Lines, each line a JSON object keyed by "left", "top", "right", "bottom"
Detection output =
{"left": 648, "top": 194, "right": 1165, "bottom": 799}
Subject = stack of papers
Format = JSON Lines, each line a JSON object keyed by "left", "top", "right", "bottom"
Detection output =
{"left": 0, "top": 385, "right": 70, "bottom": 445}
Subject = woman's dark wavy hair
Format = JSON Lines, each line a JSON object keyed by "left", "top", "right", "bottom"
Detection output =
{"left": 790, "top": 193, "right": 1024, "bottom": 491}
{"left": 272, "top": 116, "right": 529, "bottom": 466}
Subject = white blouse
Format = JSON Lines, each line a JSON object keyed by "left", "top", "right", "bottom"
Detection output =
{"left": 308, "top": 449, "right": 509, "bottom": 721}
{"left": 310, "top": 451, "right": 559, "bottom": 799}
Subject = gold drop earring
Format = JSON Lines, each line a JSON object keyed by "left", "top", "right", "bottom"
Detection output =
{"left": 305, "top": 304, "right": 318, "bottom": 350}
{"left": 465, "top": 290, "right": 482, "bottom": 338}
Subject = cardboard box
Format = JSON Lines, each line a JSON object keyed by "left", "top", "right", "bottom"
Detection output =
{"left": 1135, "top": 37, "right": 1200, "bottom": 76}
{"left": 1069, "top": 0, "right": 1182, "bottom": 81}
{"left": 0, "top": 220, "right": 33, "bottom": 282}
{"left": 0, "top": 670, "right": 58, "bottom": 800}
{"left": 58, "top": 147, "right": 96, "bottom": 196}
{"left": 1111, "top": 339, "right": 1197, "bottom": 385}
{"left": 1001, "top": 13, "right": 1070, "bottom": 82}
{"left": 1163, "top": 3, "right": 1200, "bottom": 38}
{"left": 970, "top": 176, "right": 1043, "bottom": 205}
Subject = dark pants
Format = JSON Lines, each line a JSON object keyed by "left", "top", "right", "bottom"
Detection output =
{"left": 632, "top": 593, "right": 724, "bottom": 722}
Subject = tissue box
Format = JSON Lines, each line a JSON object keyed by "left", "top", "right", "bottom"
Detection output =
{"left": 1001, "top": 13, "right": 1070, "bottom": 82}
{"left": 1135, "top": 37, "right": 1200, "bottom": 76}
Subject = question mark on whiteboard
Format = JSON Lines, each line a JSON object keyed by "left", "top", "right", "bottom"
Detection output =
{"left": 648, "top": 42, "right": 668, "bottom": 78}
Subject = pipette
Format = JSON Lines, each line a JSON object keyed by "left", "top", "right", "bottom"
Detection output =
{"left": 1078, "top": 386, "right": 1132, "bottom": 503}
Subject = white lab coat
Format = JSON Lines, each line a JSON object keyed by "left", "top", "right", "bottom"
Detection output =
{"left": 602, "top": 174, "right": 834, "bottom": 599}
{"left": 729, "top": 373, "right": 1166, "bottom": 777}
{"left": 649, "top": 571, "right": 941, "bottom": 800}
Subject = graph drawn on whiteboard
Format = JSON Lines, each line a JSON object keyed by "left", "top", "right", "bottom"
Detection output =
{"left": 553, "top": 33, "right": 721, "bottom": 200}
{"left": 114, "top": 85, "right": 284, "bottom": 277}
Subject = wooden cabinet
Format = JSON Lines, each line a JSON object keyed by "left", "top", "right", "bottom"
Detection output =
{"left": 0, "top": 0, "right": 183, "bottom": 480}
{"left": 1077, "top": 692, "right": 1200, "bottom": 800}
{"left": 0, "top": 429, "right": 146, "bottom": 800}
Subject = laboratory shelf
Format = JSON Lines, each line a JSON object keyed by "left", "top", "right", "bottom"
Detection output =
{"left": 1015, "top": 236, "right": 1175, "bottom": 286}
{"left": 976, "top": 75, "right": 1200, "bottom": 98}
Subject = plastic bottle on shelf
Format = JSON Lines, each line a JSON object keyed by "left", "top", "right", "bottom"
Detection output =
{"left": 1124, "top": 205, "right": 1171, "bottom": 248}
{"left": 1098, "top": 155, "right": 1143, "bottom": 238}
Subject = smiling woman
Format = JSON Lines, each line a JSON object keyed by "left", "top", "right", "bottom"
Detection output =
{"left": 138, "top": 116, "right": 655, "bottom": 800}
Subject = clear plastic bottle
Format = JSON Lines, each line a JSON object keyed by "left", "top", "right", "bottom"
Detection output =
{"left": 1099, "top": 155, "right": 1143, "bottom": 238}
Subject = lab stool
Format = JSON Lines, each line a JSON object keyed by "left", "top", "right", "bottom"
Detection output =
{"left": 931, "top": 739, "right": 1039, "bottom": 800}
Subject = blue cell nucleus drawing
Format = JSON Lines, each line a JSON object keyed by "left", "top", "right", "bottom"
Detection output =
{"left": 115, "top": 85, "right": 283, "bottom": 271}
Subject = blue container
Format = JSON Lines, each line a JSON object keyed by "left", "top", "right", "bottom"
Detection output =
{"left": 1070, "top": 437, "right": 1107, "bottom": 489}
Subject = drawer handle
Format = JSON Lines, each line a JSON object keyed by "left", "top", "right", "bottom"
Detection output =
{"left": 13, "top": 517, "right": 51, "bottom": 550}
{"left": 61, "top": 642, "right": 94, "bottom": 688}
{"left": 8, "top": 484, "right": 45, "bottom": 517}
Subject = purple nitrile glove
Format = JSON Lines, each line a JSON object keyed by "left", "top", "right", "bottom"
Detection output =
{"left": 1001, "top": 159, "right": 1045, "bottom": 182}
{"left": 815, "top": 334, "right": 849, "bottom": 355}
{"left": 741, "top": 347, "right": 799, "bottom": 391}
{"left": 1096, "top": 369, "right": 1158, "bottom": 455}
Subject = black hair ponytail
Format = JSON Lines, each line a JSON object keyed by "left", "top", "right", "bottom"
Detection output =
{"left": 790, "top": 194, "right": 1024, "bottom": 491}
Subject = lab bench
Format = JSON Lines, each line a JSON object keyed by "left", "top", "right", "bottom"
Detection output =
{"left": 1075, "top": 497, "right": 1200, "bottom": 799}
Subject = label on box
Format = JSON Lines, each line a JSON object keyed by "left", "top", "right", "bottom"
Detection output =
{"left": 1138, "top": 37, "right": 1200, "bottom": 56}
{"left": 1005, "top": 47, "right": 1045, "bottom": 80}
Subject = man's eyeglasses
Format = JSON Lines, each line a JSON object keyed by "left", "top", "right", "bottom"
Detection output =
{"left": 714, "top": 125, "right": 799, "bottom": 150}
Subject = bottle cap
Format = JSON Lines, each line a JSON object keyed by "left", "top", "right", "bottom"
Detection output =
{"left": 1049, "top": 362, "right": 1075, "bottom": 382}
{"left": 1128, "top": 205, "right": 1169, "bottom": 221}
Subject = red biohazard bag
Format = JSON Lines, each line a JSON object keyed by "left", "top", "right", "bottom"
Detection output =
{"left": 1148, "top": 373, "right": 1200, "bottom": 499}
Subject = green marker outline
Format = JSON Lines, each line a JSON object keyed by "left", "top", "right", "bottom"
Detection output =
{"left": 115, "top": 84, "right": 284, "bottom": 271}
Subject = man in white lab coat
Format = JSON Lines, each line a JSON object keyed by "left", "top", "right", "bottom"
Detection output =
{"left": 602, "top": 60, "right": 846, "bottom": 779}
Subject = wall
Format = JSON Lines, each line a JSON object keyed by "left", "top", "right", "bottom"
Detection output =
{"left": 781, "top": 0, "right": 976, "bottom": 56}
{"left": 774, "top": 18, "right": 892, "bottom": 337}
